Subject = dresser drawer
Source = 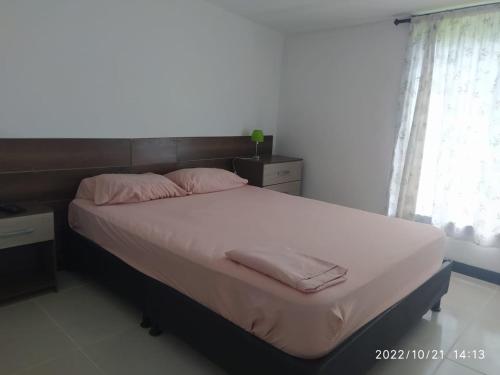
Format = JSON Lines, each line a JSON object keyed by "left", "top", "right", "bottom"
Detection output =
{"left": 0, "top": 213, "right": 54, "bottom": 250}
{"left": 265, "top": 181, "right": 302, "bottom": 196}
{"left": 263, "top": 161, "right": 303, "bottom": 186}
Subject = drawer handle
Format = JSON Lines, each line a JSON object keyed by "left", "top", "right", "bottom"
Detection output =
{"left": 0, "top": 228, "right": 35, "bottom": 239}
{"left": 277, "top": 170, "right": 291, "bottom": 176}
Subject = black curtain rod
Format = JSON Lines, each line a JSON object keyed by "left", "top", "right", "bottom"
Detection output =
{"left": 394, "top": 18, "right": 411, "bottom": 25}
{"left": 394, "top": 1, "right": 499, "bottom": 26}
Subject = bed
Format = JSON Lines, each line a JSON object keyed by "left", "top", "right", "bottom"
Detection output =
{"left": 0, "top": 137, "right": 451, "bottom": 375}
{"left": 68, "top": 185, "right": 449, "bottom": 374}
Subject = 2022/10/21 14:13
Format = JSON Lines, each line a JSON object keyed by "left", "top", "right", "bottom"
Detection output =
{"left": 375, "top": 349, "right": 486, "bottom": 361}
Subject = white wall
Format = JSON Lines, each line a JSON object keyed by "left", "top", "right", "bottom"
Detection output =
{"left": 0, "top": 0, "right": 283, "bottom": 138}
{"left": 276, "top": 21, "right": 409, "bottom": 214}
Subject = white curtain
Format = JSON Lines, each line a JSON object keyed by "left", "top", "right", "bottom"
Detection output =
{"left": 389, "top": 5, "right": 500, "bottom": 247}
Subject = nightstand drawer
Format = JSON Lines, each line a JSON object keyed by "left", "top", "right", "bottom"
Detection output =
{"left": 263, "top": 161, "right": 302, "bottom": 186}
{"left": 265, "top": 181, "right": 301, "bottom": 196}
{"left": 0, "top": 213, "right": 54, "bottom": 250}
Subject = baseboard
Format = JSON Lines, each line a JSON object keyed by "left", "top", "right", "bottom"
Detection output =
{"left": 452, "top": 261, "right": 500, "bottom": 286}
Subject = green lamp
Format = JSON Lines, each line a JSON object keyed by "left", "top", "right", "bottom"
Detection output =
{"left": 251, "top": 129, "right": 264, "bottom": 159}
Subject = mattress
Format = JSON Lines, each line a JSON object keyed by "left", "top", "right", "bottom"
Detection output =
{"left": 68, "top": 185, "right": 445, "bottom": 359}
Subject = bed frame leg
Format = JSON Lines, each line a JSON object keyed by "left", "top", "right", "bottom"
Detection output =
{"left": 431, "top": 299, "right": 442, "bottom": 312}
{"left": 149, "top": 324, "right": 163, "bottom": 337}
{"left": 140, "top": 314, "right": 152, "bottom": 329}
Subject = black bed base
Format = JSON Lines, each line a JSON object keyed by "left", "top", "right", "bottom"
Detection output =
{"left": 67, "top": 230, "right": 452, "bottom": 375}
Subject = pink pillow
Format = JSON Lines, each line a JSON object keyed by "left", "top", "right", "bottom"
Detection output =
{"left": 76, "top": 174, "right": 187, "bottom": 205}
{"left": 75, "top": 177, "right": 96, "bottom": 201}
{"left": 165, "top": 168, "right": 248, "bottom": 194}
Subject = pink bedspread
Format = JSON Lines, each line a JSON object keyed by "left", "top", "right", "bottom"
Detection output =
{"left": 69, "top": 186, "right": 444, "bottom": 359}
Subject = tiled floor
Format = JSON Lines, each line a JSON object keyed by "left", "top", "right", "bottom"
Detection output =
{"left": 0, "top": 272, "right": 498, "bottom": 375}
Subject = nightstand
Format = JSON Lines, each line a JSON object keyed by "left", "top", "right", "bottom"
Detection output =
{"left": 234, "top": 155, "right": 303, "bottom": 196}
{"left": 0, "top": 205, "right": 57, "bottom": 302}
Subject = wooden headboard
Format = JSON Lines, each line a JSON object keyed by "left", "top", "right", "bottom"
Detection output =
{"left": 0, "top": 136, "right": 273, "bottom": 266}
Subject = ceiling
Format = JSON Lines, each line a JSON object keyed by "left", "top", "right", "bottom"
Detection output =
{"left": 204, "top": 0, "right": 497, "bottom": 33}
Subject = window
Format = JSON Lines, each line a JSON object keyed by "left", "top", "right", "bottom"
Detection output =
{"left": 389, "top": 5, "right": 500, "bottom": 247}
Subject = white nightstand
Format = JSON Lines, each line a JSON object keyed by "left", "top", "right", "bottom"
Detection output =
{"left": 234, "top": 155, "right": 303, "bottom": 196}
{"left": 0, "top": 205, "right": 58, "bottom": 302}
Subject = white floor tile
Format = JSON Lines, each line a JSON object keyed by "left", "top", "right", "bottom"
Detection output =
{"left": 442, "top": 274, "right": 496, "bottom": 320}
{"left": 368, "top": 356, "right": 442, "bottom": 375}
{"left": 34, "top": 283, "right": 139, "bottom": 347}
{"left": 84, "top": 326, "right": 226, "bottom": 375}
{"left": 13, "top": 349, "right": 103, "bottom": 375}
{"left": 434, "top": 359, "right": 483, "bottom": 375}
{"left": 0, "top": 301, "right": 76, "bottom": 375}
{"left": 476, "top": 290, "right": 500, "bottom": 323}
{"left": 448, "top": 291, "right": 500, "bottom": 375}
{"left": 451, "top": 272, "right": 499, "bottom": 292}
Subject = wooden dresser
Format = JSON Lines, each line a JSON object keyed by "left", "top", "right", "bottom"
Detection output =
{"left": 234, "top": 155, "right": 303, "bottom": 196}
